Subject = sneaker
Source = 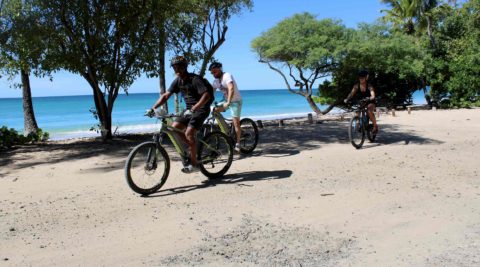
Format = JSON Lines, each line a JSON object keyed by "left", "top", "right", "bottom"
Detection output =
{"left": 234, "top": 143, "right": 241, "bottom": 153}
{"left": 181, "top": 164, "right": 200, "bottom": 174}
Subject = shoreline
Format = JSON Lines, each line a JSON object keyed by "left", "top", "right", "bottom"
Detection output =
{"left": 47, "top": 109, "right": 347, "bottom": 141}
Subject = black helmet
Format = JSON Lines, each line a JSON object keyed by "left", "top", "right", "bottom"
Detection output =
{"left": 170, "top": 56, "right": 188, "bottom": 67}
{"left": 208, "top": 61, "right": 222, "bottom": 70}
{"left": 358, "top": 69, "right": 369, "bottom": 77}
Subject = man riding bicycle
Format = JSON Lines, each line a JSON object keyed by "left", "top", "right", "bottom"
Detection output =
{"left": 149, "top": 56, "right": 213, "bottom": 173}
{"left": 344, "top": 70, "right": 379, "bottom": 134}
{"left": 208, "top": 61, "right": 243, "bottom": 153}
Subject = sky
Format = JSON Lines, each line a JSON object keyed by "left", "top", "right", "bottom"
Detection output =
{"left": 0, "top": 0, "right": 387, "bottom": 98}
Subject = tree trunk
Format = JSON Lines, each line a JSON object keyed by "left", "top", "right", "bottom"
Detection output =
{"left": 424, "top": 87, "right": 432, "bottom": 107}
{"left": 305, "top": 94, "right": 322, "bottom": 115}
{"left": 158, "top": 28, "right": 168, "bottom": 112}
{"left": 174, "top": 93, "right": 180, "bottom": 114}
{"left": 426, "top": 16, "right": 436, "bottom": 50}
{"left": 85, "top": 72, "right": 112, "bottom": 141}
{"left": 20, "top": 68, "right": 39, "bottom": 136}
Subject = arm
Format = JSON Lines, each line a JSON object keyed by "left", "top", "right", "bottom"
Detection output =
{"left": 345, "top": 84, "right": 358, "bottom": 102}
{"left": 151, "top": 91, "right": 173, "bottom": 110}
{"left": 224, "top": 81, "right": 235, "bottom": 107}
{"left": 369, "top": 85, "right": 376, "bottom": 101}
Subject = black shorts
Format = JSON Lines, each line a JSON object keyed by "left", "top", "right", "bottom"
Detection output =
{"left": 175, "top": 109, "right": 210, "bottom": 130}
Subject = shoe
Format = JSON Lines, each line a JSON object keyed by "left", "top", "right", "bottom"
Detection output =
{"left": 234, "top": 143, "right": 241, "bottom": 153}
{"left": 372, "top": 125, "right": 379, "bottom": 134}
{"left": 181, "top": 164, "right": 200, "bottom": 174}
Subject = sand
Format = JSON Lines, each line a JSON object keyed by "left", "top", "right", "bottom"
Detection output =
{"left": 1, "top": 108, "right": 479, "bottom": 266}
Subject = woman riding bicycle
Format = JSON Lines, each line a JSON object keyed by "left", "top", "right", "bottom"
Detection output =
{"left": 344, "top": 70, "right": 379, "bottom": 134}
{"left": 208, "top": 61, "right": 243, "bottom": 153}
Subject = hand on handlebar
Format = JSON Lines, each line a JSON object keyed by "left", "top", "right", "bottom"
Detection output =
{"left": 184, "top": 109, "right": 194, "bottom": 116}
{"left": 145, "top": 108, "right": 155, "bottom": 117}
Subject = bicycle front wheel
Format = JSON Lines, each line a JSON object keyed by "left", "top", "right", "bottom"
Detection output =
{"left": 198, "top": 131, "right": 233, "bottom": 179}
{"left": 348, "top": 115, "right": 365, "bottom": 149}
{"left": 125, "top": 142, "right": 170, "bottom": 195}
{"left": 237, "top": 118, "right": 259, "bottom": 154}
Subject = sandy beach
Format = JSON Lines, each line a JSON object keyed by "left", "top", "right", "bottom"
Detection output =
{"left": 1, "top": 108, "right": 479, "bottom": 266}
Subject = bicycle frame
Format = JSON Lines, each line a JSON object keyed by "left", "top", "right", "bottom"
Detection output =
{"left": 211, "top": 110, "right": 232, "bottom": 134}
{"left": 157, "top": 118, "right": 189, "bottom": 159}
{"left": 157, "top": 117, "right": 220, "bottom": 163}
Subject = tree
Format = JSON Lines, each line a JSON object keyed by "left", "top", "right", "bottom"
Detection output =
{"left": 429, "top": 0, "right": 480, "bottom": 107}
{"left": 38, "top": 0, "right": 159, "bottom": 140}
{"left": 381, "top": 0, "right": 420, "bottom": 34}
{"left": 251, "top": 13, "right": 351, "bottom": 115}
{"left": 333, "top": 22, "right": 425, "bottom": 108}
{"left": 0, "top": 0, "right": 52, "bottom": 136}
{"left": 168, "top": 0, "right": 252, "bottom": 76}
{"left": 144, "top": 0, "right": 252, "bottom": 113}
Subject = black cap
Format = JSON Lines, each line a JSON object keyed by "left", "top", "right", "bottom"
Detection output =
{"left": 358, "top": 69, "right": 369, "bottom": 77}
{"left": 208, "top": 61, "right": 222, "bottom": 70}
{"left": 170, "top": 56, "right": 188, "bottom": 67}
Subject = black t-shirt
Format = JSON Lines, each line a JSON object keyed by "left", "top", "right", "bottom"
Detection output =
{"left": 356, "top": 83, "right": 372, "bottom": 99}
{"left": 168, "top": 73, "right": 213, "bottom": 111}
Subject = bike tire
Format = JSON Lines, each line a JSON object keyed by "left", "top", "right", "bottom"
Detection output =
{"left": 348, "top": 115, "right": 365, "bottom": 149}
{"left": 237, "top": 118, "right": 259, "bottom": 154}
{"left": 198, "top": 131, "right": 233, "bottom": 179}
{"left": 125, "top": 142, "right": 170, "bottom": 195}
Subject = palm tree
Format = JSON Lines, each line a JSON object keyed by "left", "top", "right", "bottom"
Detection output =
{"left": 381, "top": 0, "right": 419, "bottom": 34}
{"left": 381, "top": 0, "right": 438, "bottom": 47}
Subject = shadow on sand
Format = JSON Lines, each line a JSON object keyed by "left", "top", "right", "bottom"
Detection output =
{"left": 144, "top": 169, "right": 293, "bottom": 198}
{"left": 0, "top": 119, "right": 443, "bottom": 170}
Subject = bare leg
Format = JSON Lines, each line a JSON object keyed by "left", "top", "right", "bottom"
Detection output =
{"left": 367, "top": 103, "right": 378, "bottom": 132}
{"left": 172, "top": 121, "right": 192, "bottom": 158}
{"left": 185, "top": 127, "right": 198, "bottom": 166}
{"left": 232, "top": 117, "right": 241, "bottom": 145}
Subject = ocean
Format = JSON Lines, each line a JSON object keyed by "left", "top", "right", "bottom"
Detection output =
{"left": 0, "top": 90, "right": 330, "bottom": 140}
{"left": 0, "top": 89, "right": 427, "bottom": 140}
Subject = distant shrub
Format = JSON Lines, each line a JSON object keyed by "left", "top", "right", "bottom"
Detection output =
{"left": 0, "top": 126, "right": 49, "bottom": 150}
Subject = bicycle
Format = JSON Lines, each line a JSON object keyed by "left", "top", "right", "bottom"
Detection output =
{"left": 124, "top": 110, "right": 234, "bottom": 195}
{"left": 347, "top": 98, "right": 377, "bottom": 149}
{"left": 198, "top": 102, "right": 259, "bottom": 154}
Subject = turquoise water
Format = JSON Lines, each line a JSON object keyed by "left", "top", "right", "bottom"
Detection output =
{"left": 0, "top": 90, "right": 327, "bottom": 139}
{"left": 0, "top": 89, "right": 427, "bottom": 140}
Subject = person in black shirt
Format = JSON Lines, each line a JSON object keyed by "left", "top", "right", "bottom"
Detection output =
{"left": 150, "top": 56, "right": 213, "bottom": 173}
{"left": 344, "top": 70, "right": 379, "bottom": 134}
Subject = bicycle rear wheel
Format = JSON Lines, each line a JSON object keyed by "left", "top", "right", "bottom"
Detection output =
{"left": 125, "top": 142, "right": 170, "bottom": 195}
{"left": 198, "top": 131, "right": 233, "bottom": 179}
{"left": 236, "top": 118, "right": 259, "bottom": 154}
{"left": 348, "top": 115, "right": 365, "bottom": 149}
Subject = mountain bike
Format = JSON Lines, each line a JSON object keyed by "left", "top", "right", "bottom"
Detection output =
{"left": 198, "top": 102, "right": 259, "bottom": 154}
{"left": 125, "top": 110, "right": 234, "bottom": 195}
{"left": 348, "top": 98, "right": 377, "bottom": 149}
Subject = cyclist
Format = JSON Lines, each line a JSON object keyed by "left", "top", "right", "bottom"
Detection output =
{"left": 149, "top": 56, "right": 213, "bottom": 173}
{"left": 208, "top": 61, "right": 243, "bottom": 153}
{"left": 344, "top": 70, "right": 379, "bottom": 134}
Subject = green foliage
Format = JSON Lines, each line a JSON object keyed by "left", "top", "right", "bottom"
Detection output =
{"left": 252, "top": 13, "right": 349, "bottom": 70}
{"left": 424, "top": 0, "right": 480, "bottom": 107}
{"left": 251, "top": 12, "right": 351, "bottom": 112}
{"left": 0, "top": 126, "right": 49, "bottom": 150}
{"left": 0, "top": 0, "right": 54, "bottom": 80}
{"left": 320, "top": 21, "right": 425, "bottom": 108}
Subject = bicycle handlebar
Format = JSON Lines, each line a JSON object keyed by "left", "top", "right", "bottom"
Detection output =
{"left": 145, "top": 108, "right": 182, "bottom": 119}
